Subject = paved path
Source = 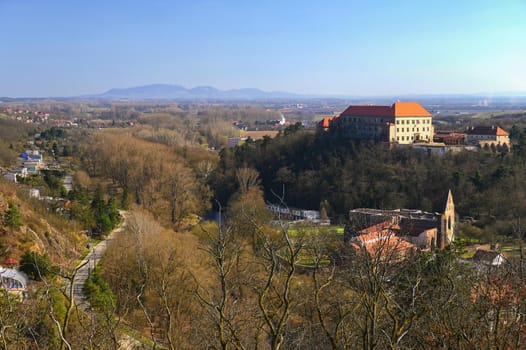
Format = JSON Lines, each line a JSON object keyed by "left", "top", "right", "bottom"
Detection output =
{"left": 71, "top": 212, "right": 144, "bottom": 349}
{"left": 73, "top": 238, "right": 113, "bottom": 311}
{"left": 73, "top": 214, "right": 124, "bottom": 311}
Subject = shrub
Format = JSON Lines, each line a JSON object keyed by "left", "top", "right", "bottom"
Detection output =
{"left": 19, "top": 251, "right": 58, "bottom": 281}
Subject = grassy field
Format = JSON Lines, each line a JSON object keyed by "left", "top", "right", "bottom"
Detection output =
{"left": 286, "top": 225, "right": 344, "bottom": 237}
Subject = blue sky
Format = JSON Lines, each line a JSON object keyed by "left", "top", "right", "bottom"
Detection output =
{"left": 1, "top": 0, "right": 525, "bottom": 97}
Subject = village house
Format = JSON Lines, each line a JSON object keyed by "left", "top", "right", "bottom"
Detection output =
{"left": 472, "top": 249, "right": 506, "bottom": 267}
{"left": 18, "top": 150, "right": 46, "bottom": 174}
{"left": 465, "top": 126, "right": 510, "bottom": 148}
{"left": 3, "top": 167, "right": 28, "bottom": 183}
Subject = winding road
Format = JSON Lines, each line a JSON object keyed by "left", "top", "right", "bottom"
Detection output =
{"left": 71, "top": 212, "right": 143, "bottom": 349}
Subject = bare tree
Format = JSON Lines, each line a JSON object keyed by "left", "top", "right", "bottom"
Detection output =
{"left": 235, "top": 167, "right": 260, "bottom": 194}
{"left": 194, "top": 220, "right": 250, "bottom": 350}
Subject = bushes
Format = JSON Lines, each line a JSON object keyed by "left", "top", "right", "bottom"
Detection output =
{"left": 19, "top": 251, "right": 58, "bottom": 280}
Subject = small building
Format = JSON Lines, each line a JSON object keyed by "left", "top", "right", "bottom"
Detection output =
{"left": 411, "top": 142, "right": 449, "bottom": 156}
{"left": 0, "top": 267, "right": 28, "bottom": 292}
{"left": 227, "top": 137, "right": 240, "bottom": 148}
{"left": 434, "top": 131, "right": 466, "bottom": 145}
{"left": 29, "top": 188, "right": 40, "bottom": 199}
{"left": 266, "top": 204, "right": 322, "bottom": 222}
{"left": 4, "top": 168, "right": 28, "bottom": 182}
{"left": 472, "top": 249, "right": 505, "bottom": 267}
{"left": 465, "top": 126, "right": 510, "bottom": 148}
{"left": 4, "top": 172, "right": 18, "bottom": 182}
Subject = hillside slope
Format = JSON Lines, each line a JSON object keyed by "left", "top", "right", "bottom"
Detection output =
{"left": 0, "top": 179, "right": 86, "bottom": 266}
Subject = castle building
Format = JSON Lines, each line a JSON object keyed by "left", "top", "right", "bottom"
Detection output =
{"left": 333, "top": 102, "right": 434, "bottom": 144}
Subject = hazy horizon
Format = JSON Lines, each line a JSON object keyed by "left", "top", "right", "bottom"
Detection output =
{"left": 1, "top": 0, "right": 525, "bottom": 98}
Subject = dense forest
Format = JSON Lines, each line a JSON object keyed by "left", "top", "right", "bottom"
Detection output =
{"left": 213, "top": 125, "right": 526, "bottom": 236}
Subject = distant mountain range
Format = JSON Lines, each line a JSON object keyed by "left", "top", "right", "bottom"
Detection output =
{"left": 87, "top": 85, "right": 526, "bottom": 103}
{"left": 90, "top": 84, "right": 303, "bottom": 100}
{"left": 1, "top": 84, "right": 524, "bottom": 103}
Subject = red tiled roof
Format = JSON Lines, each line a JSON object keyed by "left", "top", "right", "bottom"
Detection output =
{"left": 351, "top": 220, "right": 416, "bottom": 256}
{"left": 465, "top": 126, "right": 509, "bottom": 136}
{"left": 393, "top": 102, "right": 431, "bottom": 117}
{"left": 358, "top": 220, "right": 400, "bottom": 236}
{"left": 340, "top": 102, "right": 431, "bottom": 118}
{"left": 2, "top": 257, "right": 18, "bottom": 265}
{"left": 352, "top": 235, "right": 415, "bottom": 256}
{"left": 341, "top": 105, "right": 393, "bottom": 117}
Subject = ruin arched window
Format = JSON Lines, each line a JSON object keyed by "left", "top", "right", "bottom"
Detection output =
{"left": 448, "top": 216, "right": 452, "bottom": 230}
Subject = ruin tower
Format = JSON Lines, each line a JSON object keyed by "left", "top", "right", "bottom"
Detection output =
{"left": 440, "top": 190, "right": 456, "bottom": 247}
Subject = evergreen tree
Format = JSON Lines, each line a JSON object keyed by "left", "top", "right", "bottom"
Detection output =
{"left": 107, "top": 196, "right": 121, "bottom": 228}
{"left": 5, "top": 202, "right": 21, "bottom": 232}
{"left": 120, "top": 187, "right": 132, "bottom": 210}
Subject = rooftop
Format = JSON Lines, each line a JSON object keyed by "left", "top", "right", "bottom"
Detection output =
{"left": 472, "top": 249, "right": 505, "bottom": 265}
{"left": 341, "top": 102, "right": 431, "bottom": 118}
{"left": 465, "top": 126, "right": 509, "bottom": 136}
